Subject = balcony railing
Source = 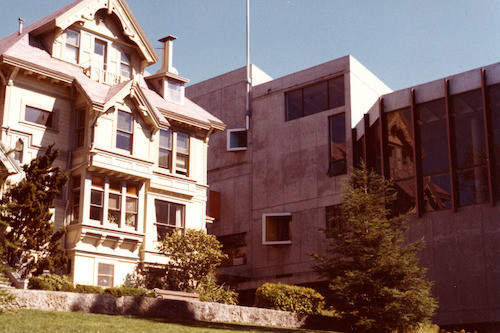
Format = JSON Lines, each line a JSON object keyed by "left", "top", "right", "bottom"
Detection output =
{"left": 83, "top": 61, "right": 130, "bottom": 86}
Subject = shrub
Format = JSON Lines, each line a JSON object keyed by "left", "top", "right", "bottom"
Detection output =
{"left": 195, "top": 274, "right": 238, "bottom": 305}
{"left": 0, "top": 287, "right": 15, "bottom": 314}
{"left": 255, "top": 283, "right": 325, "bottom": 314}
{"left": 104, "top": 287, "right": 151, "bottom": 298}
{"left": 75, "top": 285, "right": 104, "bottom": 294}
{"left": 28, "top": 274, "right": 74, "bottom": 292}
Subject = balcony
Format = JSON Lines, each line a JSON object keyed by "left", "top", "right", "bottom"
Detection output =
{"left": 83, "top": 61, "right": 130, "bottom": 86}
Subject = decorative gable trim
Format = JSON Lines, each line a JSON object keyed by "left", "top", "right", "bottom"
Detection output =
{"left": 102, "top": 80, "right": 168, "bottom": 131}
{"left": 34, "top": 0, "right": 158, "bottom": 66}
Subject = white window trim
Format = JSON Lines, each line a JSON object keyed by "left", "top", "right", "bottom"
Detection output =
{"left": 227, "top": 128, "right": 248, "bottom": 151}
{"left": 21, "top": 102, "right": 58, "bottom": 131}
{"left": 262, "top": 212, "right": 292, "bottom": 245}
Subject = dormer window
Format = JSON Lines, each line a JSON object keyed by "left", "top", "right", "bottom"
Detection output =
{"left": 166, "top": 80, "right": 183, "bottom": 104}
{"left": 64, "top": 29, "right": 80, "bottom": 63}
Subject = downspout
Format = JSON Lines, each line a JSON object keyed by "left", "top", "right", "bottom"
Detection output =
{"left": 245, "top": 0, "right": 251, "bottom": 130}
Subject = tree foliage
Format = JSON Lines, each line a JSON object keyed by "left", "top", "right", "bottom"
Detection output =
{"left": 157, "top": 229, "right": 228, "bottom": 292}
{"left": 0, "top": 144, "right": 68, "bottom": 278}
{"left": 312, "top": 165, "right": 437, "bottom": 332}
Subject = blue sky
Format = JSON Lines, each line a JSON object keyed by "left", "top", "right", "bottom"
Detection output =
{"left": 1, "top": 1, "right": 499, "bottom": 91}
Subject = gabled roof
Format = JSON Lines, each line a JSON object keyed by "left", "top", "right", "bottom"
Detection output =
{"left": 0, "top": 1, "right": 224, "bottom": 133}
{"left": 27, "top": 0, "right": 159, "bottom": 66}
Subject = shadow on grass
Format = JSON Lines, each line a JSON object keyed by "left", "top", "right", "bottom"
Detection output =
{"left": 142, "top": 316, "right": 333, "bottom": 332}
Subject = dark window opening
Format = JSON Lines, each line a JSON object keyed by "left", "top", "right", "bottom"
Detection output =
{"left": 285, "top": 76, "right": 345, "bottom": 121}
{"left": 328, "top": 113, "right": 347, "bottom": 176}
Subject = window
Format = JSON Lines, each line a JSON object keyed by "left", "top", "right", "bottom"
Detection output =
{"left": 325, "top": 205, "right": 343, "bottom": 238}
{"left": 75, "top": 109, "right": 85, "bottom": 148}
{"left": 125, "top": 184, "right": 138, "bottom": 228}
{"left": 120, "top": 51, "right": 132, "bottom": 79}
{"left": 417, "top": 98, "right": 452, "bottom": 212}
{"left": 386, "top": 107, "right": 416, "bottom": 215}
{"left": 218, "top": 233, "right": 247, "bottom": 267}
{"left": 108, "top": 179, "right": 121, "bottom": 225}
{"left": 64, "top": 29, "right": 79, "bottom": 63}
{"left": 262, "top": 213, "right": 292, "bottom": 245}
{"left": 25, "top": 106, "right": 54, "bottom": 128}
{"left": 328, "top": 113, "right": 347, "bottom": 176}
{"left": 89, "top": 175, "right": 139, "bottom": 228}
{"left": 14, "top": 139, "right": 23, "bottom": 164}
{"left": 155, "top": 200, "right": 185, "bottom": 241}
{"left": 71, "top": 175, "right": 81, "bottom": 224}
{"left": 90, "top": 175, "right": 104, "bottom": 222}
{"left": 97, "top": 263, "right": 114, "bottom": 287}
{"left": 166, "top": 80, "right": 182, "bottom": 103}
{"left": 116, "top": 111, "right": 133, "bottom": 152}
{"left": 175, "top": 132, "right": 189, "bottom": 176}
{"left": 159, "top": 129, "right": 172, "bottom": 170}
{"left": 451, "top": 89, "right": 488, "bottom": 206}
{"left": 158, "top": 130, "right": 190, "bottom": 176}
{"left": 227, "top": 129, "right": 247, "bottom": 151}
{"left": 487, "top": 83, "right": 500, "bottom": 201}
{"left": 93, "top": 38, "right": 107, "bottom": 70}
{"left": 285, "top": 76, "right": 344, "bottom": 121}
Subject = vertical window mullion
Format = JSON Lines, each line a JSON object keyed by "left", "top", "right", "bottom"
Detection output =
{"left": 481, "top": 68, "right": 495, "bottom": 206}
{"left": 379, "top": 98, "right": 388, "bottom": 179}
{"left": 445, "top": 79, "right": 458, "bottom": 211}
{"left": 411, "top": 89, "right": 423, "bottom": 217}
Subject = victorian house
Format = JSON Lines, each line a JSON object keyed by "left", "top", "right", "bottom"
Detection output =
{"left": 0, "top": 0, "right": 224, "bottom": 287}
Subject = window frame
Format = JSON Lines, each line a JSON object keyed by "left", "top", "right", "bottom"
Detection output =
{"left": 154, "top": 199, "right": 185, "bottom": 241}
{"left": 24, "top": 105, "right": 56, "bottom": 130}
{"left": 64, "top": 28, "right": 80, "bottom": 63}
{"left": 120, "top": 50, "right": 132, "bottom": 79}
{"left": 97, "top": 263, "right": 114, "bottom": 287}
{"left": 174, "top": 131, "right": 190, "bottom": 176}
{"left": 116, "top": 110, "right": 133, "bottom": 153}
{"left": 262, "top": 212, "right": 292, "bottom": 245}
{"left": 327, "top": 113, "right": 347, "bottom": 176}
{"left": 227, "top": 128, "right": 248, "bottom": 151}
{"left": 159, "top": 129, "right": 173, "bottom": 170}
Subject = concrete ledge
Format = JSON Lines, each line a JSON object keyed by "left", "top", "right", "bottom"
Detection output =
{"left": 10, "top": 289, "right": 343, "bottom": 330}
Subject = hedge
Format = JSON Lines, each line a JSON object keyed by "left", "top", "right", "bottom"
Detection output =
{"left": 255, "top": 282, "right": 325, "bottom": 314}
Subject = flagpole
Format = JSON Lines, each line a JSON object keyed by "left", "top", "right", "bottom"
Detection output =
{"left": 245, "top": 0, "right": 251, "bottom": 130}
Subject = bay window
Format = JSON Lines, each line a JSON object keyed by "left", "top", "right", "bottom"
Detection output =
{"left": 89, "top": 174, "right": 140, "bottom": 229}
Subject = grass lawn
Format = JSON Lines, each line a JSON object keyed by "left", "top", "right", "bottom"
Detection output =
{"left": 0, "top": 309, "right": 335, "bottom": 333}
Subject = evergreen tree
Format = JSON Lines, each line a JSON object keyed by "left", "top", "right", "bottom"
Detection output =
{"left": 0, "top": 144, "right": 68, "bottom": 278}
{"left": 312, "top": 165, "right": 437, "bottom": 332}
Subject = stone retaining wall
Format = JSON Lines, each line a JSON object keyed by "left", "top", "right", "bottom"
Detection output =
{"left": 10, "top": 289, "right": 342, "bottom": 331}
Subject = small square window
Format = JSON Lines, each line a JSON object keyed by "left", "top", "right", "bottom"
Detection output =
{"left": 262, "top": 213, "right": 292, "bottom": 245}
{"left": 97, "top": 263, "right": 114, "bottom": 287}
{"left": 227, "top": 129, "right": 247, "bottom": 151}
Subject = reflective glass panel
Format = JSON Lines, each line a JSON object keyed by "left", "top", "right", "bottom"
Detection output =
{"left": 116, "top": 132, "right": 131, "bottom": 151}
{"left": 160, "top": 129, "right": 172, "bottom": 149}
{"left": 303, "top": 81, "right": 328, "bottom": 116}
{"left": 452, "top": 89, "right": 486, "bottom": 169}
{"left": 328, "top": 76, "right": 345, "bottom": 109}
{"left": 328, "top": 113, "right": 346, "bottom": 176}
{"left": 176, "top": 132, "right": 189, "bottom": 154}
{"left": 417, "top": 98, "right": 449, "bottom": 175}
{"left": 25, "top": 106, "right": 53, "bottom": 128}
{"left": 117, "top": 111, "right": 132, "bottom": 132}
{"left": 285, "top": 89, "right": 302, "bottom": 121}
{"left": 422, "top": 173, "right": 452, "bottom": 212}
{"left": 457, "top": 166, "right": 489, "bottom": 206}
{"left": 387, "top": 108, "right": 414, "bottom": 181}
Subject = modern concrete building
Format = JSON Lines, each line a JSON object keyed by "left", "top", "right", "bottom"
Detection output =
{"left": 0, "top": 0, "right": 224, "bottom": 287}
{"left": 187, "top": 57, "right": 500, "bottom": 328}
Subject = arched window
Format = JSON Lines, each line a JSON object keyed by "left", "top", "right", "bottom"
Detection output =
{"left": 14, "top": 139, "right": 23, "bottom": 164}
